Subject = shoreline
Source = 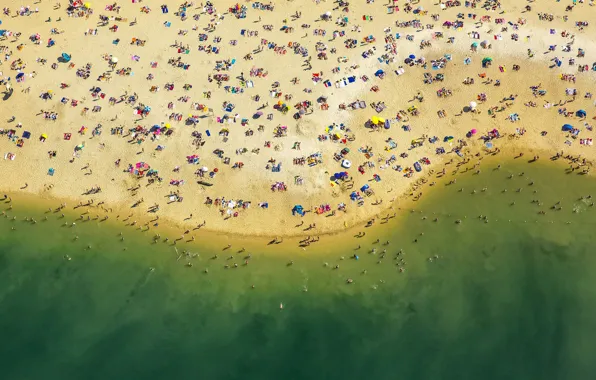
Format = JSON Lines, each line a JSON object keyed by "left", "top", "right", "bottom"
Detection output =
{"left": 2, "top": 147, "right": 588, "bottom": 245}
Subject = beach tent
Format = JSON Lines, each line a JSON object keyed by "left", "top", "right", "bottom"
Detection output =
{"left": 360, "top": 184, "right": 370, "bottom": 192}
{"left": 444, "top": 136, "right": 454, "bottom": 142}
{"left": 562, "top": 124, "right": 574, "bottom": 132}
{"left": 341, "top": 159, "right": 351, "bottom": 169}
{"left": 61, "top": 53, "right": 71, "bottom": 62}
{"left": 576, "top": 109, "right": 587, "bottom": 118}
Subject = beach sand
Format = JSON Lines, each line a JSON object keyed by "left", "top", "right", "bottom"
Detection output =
{"left": 2, "top": 0, "right": 596, "bottom": 237}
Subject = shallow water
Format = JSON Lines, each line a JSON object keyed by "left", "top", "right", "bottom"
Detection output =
{"left": 2, "top": 159, "right": 596, "bottom": 380}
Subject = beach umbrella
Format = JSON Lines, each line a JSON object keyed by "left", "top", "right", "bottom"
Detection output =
{"left": 110, "top": 57, "right": 118, "bottom": 63}
{"left": 408, "top": 54, "right": 416, "bottom": 59}
{"left": 562, "top": 124, "right": 574, "bottom": 131}
{"left": 61, "top": 52, "right": 71, "bottom": 62}
{"left": 470, "top": 128, "right": 477, "bottom": 135}
{"left": 576, "top": 109, "right": 587, "bottom": 117}
{"left": 443, "top": 136, "right": 454, "bottom": 142}
{"left": 15, "top": 72, "right": 24, "bottom": 80}
{"left": 471, "top": 42, "right": 478, "bottom": 47}
{"left": 482, "top": 57, "right": 493, "bottom": 67}
{"left": 485, "top": 142, "right": 493, "bottom": 148}
{"left": 469, "top": 101, "right": 477, "bottom": 109}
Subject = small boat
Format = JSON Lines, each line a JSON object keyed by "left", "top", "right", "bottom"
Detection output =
{"left": 280, "top": 303, "right": 284, "bottom": 310}
{"left": 197, "top": 180, "right": 213, "bottom": 187}
{"left": 414, "top": 162, "right": 422, "bottom": 172}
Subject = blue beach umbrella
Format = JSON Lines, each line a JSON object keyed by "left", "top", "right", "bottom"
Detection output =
{"left": 562, "top": 124, "right": 573, "bottom": 132}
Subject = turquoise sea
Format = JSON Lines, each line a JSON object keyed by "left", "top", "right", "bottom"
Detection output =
{"left": 2, "top": 159, "right": 596, "bottom": 380}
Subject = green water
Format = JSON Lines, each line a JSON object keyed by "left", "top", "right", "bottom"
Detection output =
{"left": 2, "top": 160, "right": 596, "bottom": 380}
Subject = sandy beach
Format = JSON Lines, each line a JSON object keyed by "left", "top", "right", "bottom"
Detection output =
{"left": 2, "top": 0, "right": 596, "bottom": 237}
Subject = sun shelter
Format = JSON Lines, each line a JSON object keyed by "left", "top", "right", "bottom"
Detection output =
{"left": 61, "top": 53, "right": 71, "bottom": 62}
{"left": 562, "top": 124, "right": 574, "bottom": 132}
{"left": 576, "top": 109, "right": 587, "bottom": 118}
